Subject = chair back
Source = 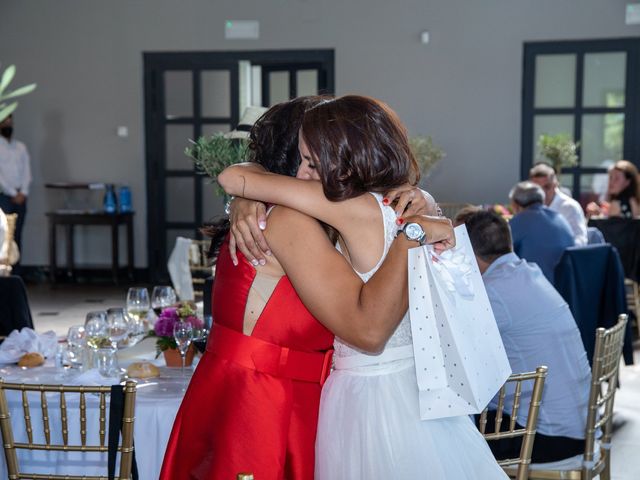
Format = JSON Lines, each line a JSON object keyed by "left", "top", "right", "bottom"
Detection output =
{"left": 583, "top": 314, "right": 628, "bottom": 478}
{"left": 479, "top": 366, "right": 548, "bottom": 480}
{"left": 0, "top": 213, "right": 18, "bottom": 275}
{"left": 0, "top": 380, "right": 137, "bottom": 480}
{"left": 554, "top": 244, "right": 632, "bottom": 365}
{"left": 525, "top": 315, "right": 629, "bottom": 480}
{"left": 188, "top": 239, "right": 214, "bottom": 299}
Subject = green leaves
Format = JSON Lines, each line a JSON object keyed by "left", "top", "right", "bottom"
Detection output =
{"left": 0, "top": 64, "right": 37, "bottom": 123}
{"left": 409, "top": 135, "right": 445, "bottom": 177}
{"left": 186, "top": 133, "right": 250, "bottom": 196}
{"left": 537, "top": 133, "right": 579, "bottom": 173}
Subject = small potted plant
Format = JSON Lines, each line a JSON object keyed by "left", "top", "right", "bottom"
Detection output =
{"left": 537, "top": 133, "right": 579, "bottom": 173}
{"left": 151, "top": 303, "right": 204, "bottom": 367}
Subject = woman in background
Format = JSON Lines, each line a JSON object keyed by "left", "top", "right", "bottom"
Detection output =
{"left": 587, "top": 160, "right": 640, "bottom": 218}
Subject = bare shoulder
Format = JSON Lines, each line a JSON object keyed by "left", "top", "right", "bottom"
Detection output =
{"left": 264, "top": 206, "right": 332, "bottom": 251}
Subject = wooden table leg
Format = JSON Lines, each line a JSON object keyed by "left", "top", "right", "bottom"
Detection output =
{"left": 126, "top": 216, "right": 134, "bottom": 281}
{"left": 65, "top": 224, "right": 74, "bottom": 280}
{"left": 49, "top": 219, "right": 57, "bottom": 284}
{"left": 112, "top": 221, "right": 119, "bottom": 285}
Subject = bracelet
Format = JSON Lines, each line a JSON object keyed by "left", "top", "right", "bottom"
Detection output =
{"left": 224, "top": 196, "right": 235, "bottom": 216}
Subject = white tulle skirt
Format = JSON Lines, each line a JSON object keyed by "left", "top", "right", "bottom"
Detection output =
{"left": 315, "top": 358, "right": 508, "bottom": 480}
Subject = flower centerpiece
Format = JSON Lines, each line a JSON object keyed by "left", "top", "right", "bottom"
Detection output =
{"left": 151, "top": 303, "right": 204, "bottom": 366}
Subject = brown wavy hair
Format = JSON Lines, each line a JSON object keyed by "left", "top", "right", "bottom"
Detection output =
{"left": 609, "top": 160, "right": 640, "bottom": 203}
{"left": 300, "top": 95, "right": 420, "bottom": 201}
{"left": 202, "top": 95, "right": 331, "bottom": 260}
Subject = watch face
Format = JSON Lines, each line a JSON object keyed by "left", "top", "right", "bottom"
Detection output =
{"left": 405, "top": 222, "right": 424, "bottom": 241}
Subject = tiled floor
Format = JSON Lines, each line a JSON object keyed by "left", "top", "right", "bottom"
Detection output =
{"left": 23, "top": 283, "right": 640, "bottom": 479}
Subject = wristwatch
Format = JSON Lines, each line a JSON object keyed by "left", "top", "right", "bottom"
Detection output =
{"left": 398, "top": 222, "right": 427, "bottom": 246}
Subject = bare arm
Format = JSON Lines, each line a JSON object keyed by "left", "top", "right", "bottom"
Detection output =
{"left": 218, "top": 163, "right": 367, "bottom": 232}
{"left": 264, "top": 206, "right": 453, "bottom": 352}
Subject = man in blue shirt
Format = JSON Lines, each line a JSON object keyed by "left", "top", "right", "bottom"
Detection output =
{"left": 509, "top": 181, "right": 575, "bottom": 283}
{"left": 456, "top": 208, "right": 591, "bottom": 464}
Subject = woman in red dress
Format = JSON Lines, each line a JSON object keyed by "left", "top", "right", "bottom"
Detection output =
{"left": 159, "top": 97, "right": 450, "bottom": 479}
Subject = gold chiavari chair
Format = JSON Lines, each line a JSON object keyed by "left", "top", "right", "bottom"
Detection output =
{"left": 0, "top": 380, "right": 137, "bottom": 480}
{"left": 479, "top": 366, "right": 548, "bottom": 480}
{"left": 0, "top": 213, "right": 18, "bottom": 276}
{"left": 624, "top": 279, "right": 640, "bottom": 337}
{"left": 519, "top": 314, "right": 629, "bottom": 480}
{"left": 188, "top": 239, "right": 214, "bottom": 300}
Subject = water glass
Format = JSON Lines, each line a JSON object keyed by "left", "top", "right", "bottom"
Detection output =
{"left": 173, "top": 322, "right": 194, "bottom": 379}
{"left": 95, "top": 347, "right": 119, "bottom": 377}
{"left": 151, "top": 286, "right": 177, "bottom": 315}
{"left": 126, "top": 288, "right": 150, "bottom": 345}
{"left": 66, "top": 325, "right": 86, "bottom": 369}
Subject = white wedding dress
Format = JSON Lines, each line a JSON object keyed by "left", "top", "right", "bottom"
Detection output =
{"left": 315, "top": 193, "right": 508, "bottom": 480}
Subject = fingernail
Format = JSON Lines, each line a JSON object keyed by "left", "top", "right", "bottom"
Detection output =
{"left": 259, "top": 259, "right": 266, "bottom": 266}
{"left": 232, "top": 259, "right": 238, "bottom": 266}
{"left": 382, "top": 198, "right": 389, "bottom": 205}
{"left": 396, "top": 218, "right": 405, "bottom": 225}
{"left": 259, "top": 221, "right": 267, "bottom": 230}
{"left": 266, "top": 250, "right": 272, "bottom": 256}
{"left": 251, "top": 259, "right": 259, "bottom": 266}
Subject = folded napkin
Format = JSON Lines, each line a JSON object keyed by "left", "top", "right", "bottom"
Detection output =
{"left": 71, "top": 368, "right": 122, "bottom": 386}
{"left": 0, "top": 328, "right": 57, "bottom": 364}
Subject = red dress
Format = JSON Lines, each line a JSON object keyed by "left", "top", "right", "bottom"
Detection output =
{"left": 160, "top": 240, "right": 334, "bottom": 480}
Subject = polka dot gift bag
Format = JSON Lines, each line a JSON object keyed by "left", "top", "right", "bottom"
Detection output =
{"left": 408, "top": 224, "right": 512, "bottom": 420}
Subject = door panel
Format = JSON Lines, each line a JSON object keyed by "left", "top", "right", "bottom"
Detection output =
{"left": 145, "top": 50, "right": 334, "bottom": 281}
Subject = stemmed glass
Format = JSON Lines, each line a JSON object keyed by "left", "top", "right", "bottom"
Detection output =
{"left": 84, "top": 311, "right": 108, "bottom": 369}
{"left": 173, "top": 322, "right": 194, "bottom": 383}
{"left": 106, "top": 307, "right": 129, "bottom": 349}
{"left": 126, "top": 288, "right": 150, "bottom": 345}
{"left": 151, "top": 286, "right": 177, "bottom": 316}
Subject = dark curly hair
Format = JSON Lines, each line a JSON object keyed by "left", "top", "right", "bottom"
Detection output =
{"left": 203, "top": 95, "right": 331, "bottom": 260}
{"left": 301, "top": 95, "right": 420, "bottom": 201}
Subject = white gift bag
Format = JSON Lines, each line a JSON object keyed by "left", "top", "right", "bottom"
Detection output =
{"left": 409, "top": 224, "right": 511, "bottom": 420}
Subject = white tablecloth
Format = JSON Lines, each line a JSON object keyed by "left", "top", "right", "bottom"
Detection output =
{"left": 0, "top": 339, "right": 193, "bottom": 479}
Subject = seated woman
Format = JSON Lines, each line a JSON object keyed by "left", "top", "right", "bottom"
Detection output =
{"left": 159, "top": 96, "right": 450, "bottom": 480}
{"left": 587, "top": 160, "right": 640, "bottom": 218}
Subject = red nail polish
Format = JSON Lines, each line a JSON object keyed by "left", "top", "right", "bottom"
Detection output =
{"left": 397, "top": 218, "right": 404, "bottom": 225}
{"left": 382, "top": 198, "right": 389, "bottom": 205}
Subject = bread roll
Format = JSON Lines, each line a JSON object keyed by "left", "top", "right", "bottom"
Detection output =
{"left": 18, "top": 352, "right": 45, "bottom": 368}
{"left": 126, "top": 361, "right": 160, "bottom": 379}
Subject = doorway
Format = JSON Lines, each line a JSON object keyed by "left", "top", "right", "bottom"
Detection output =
{"left": 143, "top": 50, "right": 334, "bottom": 282}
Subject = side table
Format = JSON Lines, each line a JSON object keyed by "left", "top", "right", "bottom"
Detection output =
{"left": 47, "top": 211, "right": 134, "bottom": 284}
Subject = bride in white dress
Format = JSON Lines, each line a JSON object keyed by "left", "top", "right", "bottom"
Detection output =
{"left": 315, "top": 192, "right": 507, "bottom": 479}
{"left": 220, "top": 95, "right": 507, "bottom": 479}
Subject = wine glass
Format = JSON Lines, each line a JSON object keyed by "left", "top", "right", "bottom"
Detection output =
{"left": 106, "top": 307, "right": 129, "bottom": 348}
{"left": 173, "top": 321, "right": 194, "bottom": 382}
{"left": 151, "top": 286, "right": 177, "bottom": 316}
{"left": 126, "top": 287, "right": 150, "bottom": 345}
{"left": 66, "top": 325, "right": 86, "bottom": 369}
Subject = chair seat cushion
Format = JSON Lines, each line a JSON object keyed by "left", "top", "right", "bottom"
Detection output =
{"left": 528, "top": 442, "right": 600, "bottom": 471}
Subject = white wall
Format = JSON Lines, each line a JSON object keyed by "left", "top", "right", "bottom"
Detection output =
{"left": 0, "top": 0, "right": 637, "bottom": 267}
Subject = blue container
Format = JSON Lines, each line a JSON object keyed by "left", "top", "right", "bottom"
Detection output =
{"left": 103, "top": 184, "right": 117, "bottom": 213}
{"left": 119, "top": 186, "right": 132, "bottom": 213}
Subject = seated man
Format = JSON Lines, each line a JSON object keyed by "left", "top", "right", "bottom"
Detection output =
{"left": 456, "top": 208, "right": 591, "bottom": 463}
{"left": 529, "top": 162, "right": 588, "bottom": 246}
{"left": 509, "top": 181, "right": 575, "bottom": 282}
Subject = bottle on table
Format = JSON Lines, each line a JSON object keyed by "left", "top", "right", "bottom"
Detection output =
{"left": 103, "top": 184, "right": 117, "bottom": 213}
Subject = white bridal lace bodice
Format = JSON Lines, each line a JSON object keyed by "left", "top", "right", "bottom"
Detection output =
{"left": 334, "top": 193, "right": 413, "bottom": 360}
